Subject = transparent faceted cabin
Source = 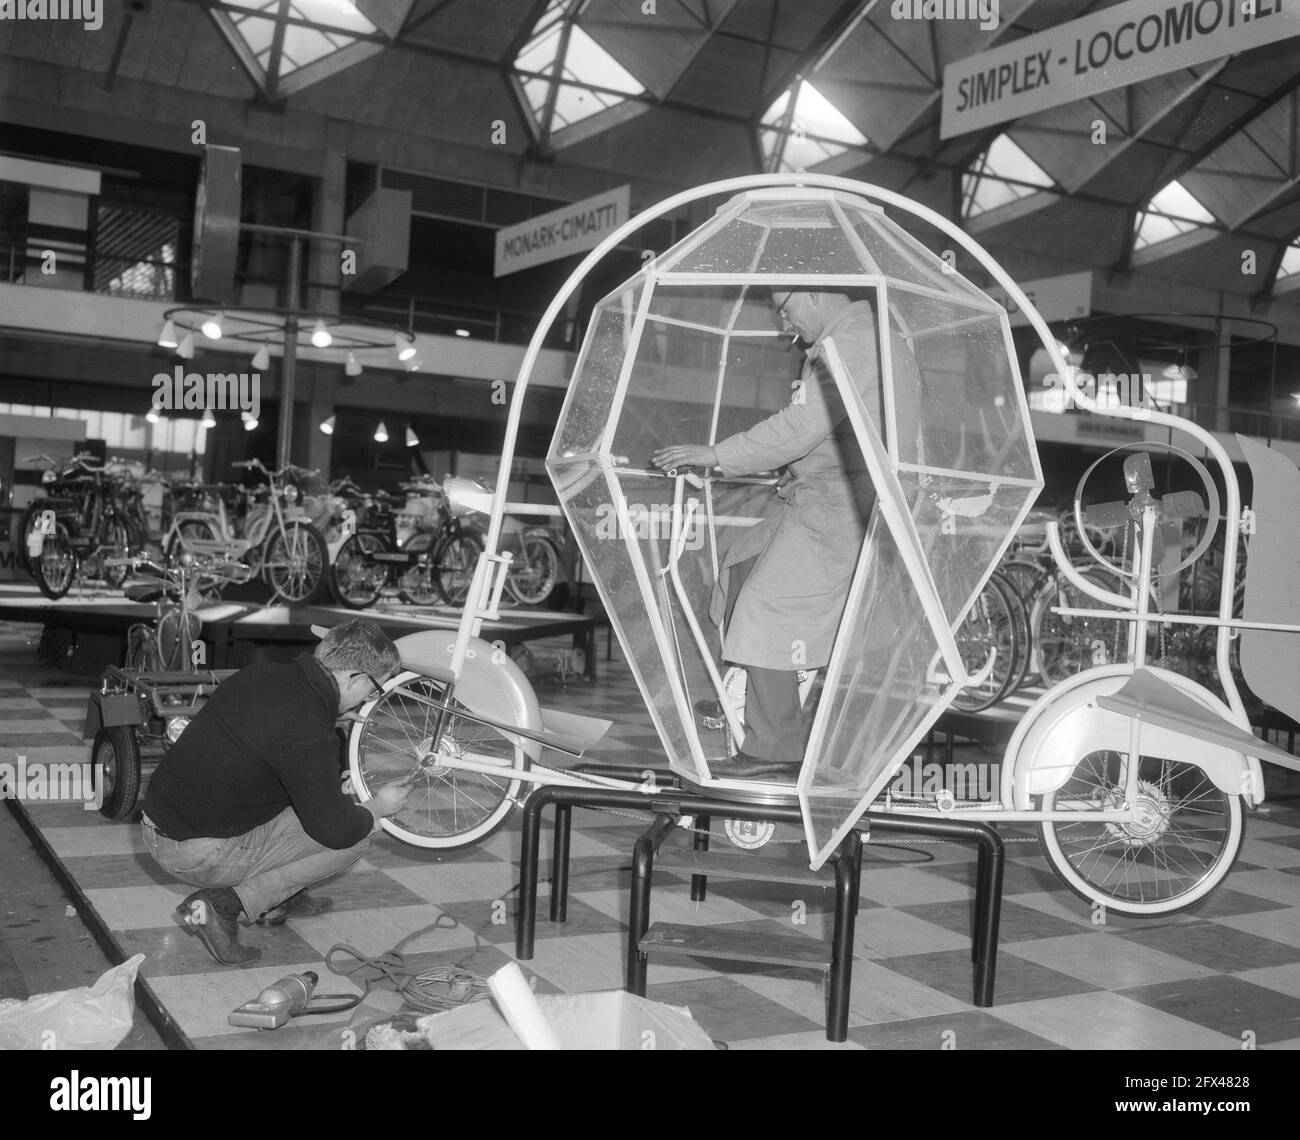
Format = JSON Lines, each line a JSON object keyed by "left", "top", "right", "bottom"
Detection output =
{"left": 546, "top": 189, "right": 1044, "bottom": 864}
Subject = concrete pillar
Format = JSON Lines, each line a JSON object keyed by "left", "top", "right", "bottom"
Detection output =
{"left": 307, "top": 120, "right": 348, "bottom": 317}
{"left": 1215, "top": 317, "right": 1232, "bottom": 434}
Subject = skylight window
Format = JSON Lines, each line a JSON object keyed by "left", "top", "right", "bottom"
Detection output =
{"left": 961, "top": 134, "right": 1054, "bottom": 221}
{"left": 1133, "top": 180, "right": 1217, "bottom": 251}
{"left": 514, "top": 0, "right": 645, "bottom": 141}
{"left": 208, "top": 0, "right": 382, "bottom": 98}
{"left": 760, "top": 80, "right": 868, "bottom": 173}
{"left": 1276, "top": 240, "right": 1300, "bottom": 284}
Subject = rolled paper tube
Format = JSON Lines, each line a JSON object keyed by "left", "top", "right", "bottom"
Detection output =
{"left": 487, "top": 962, "right": 561, "bottom": 1050}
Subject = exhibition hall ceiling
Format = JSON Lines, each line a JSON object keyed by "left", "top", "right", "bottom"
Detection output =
{"left": 3, "top": 0, "right": 1300, "bottom": 300}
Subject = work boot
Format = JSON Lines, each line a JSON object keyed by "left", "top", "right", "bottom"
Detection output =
{"left": 176, "top": 889, "right": 261, "bottom": 966}
{"left": 257, "top": 890, "right": 335, "bottom": 926}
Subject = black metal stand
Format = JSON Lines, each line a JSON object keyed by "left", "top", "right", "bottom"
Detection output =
{"left": 514, "top": 778, "right": 1005, "bottom": 1038}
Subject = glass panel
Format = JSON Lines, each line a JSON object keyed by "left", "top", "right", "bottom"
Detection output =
{"left": 898, "top": 472, "right": 1035, "bottom": 629}
{"left": 884, "top": 288, "right": 1036, "bottom": 480}
{"left": 842, "top": 205, "right": 990, "bottom": 302}
{"left": 550, "top": 281, "right": 643, "bottom": 459}
{"left": 547, "top": 460, "right": 697, "bottom": 769}
{"left": 802, "top": 513, "right": 949, "bottom": 864}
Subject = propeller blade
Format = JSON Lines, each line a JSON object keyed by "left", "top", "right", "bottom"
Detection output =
{"left": 1083, "top": 501, "right": 1132, "bottom": 529}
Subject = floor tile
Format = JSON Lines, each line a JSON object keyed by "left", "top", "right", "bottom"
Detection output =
{"left": 989, "top": 990, "right": 1239, "bottom": 1049}
{"left": 1119, "top": 975, "right": 1300, "bottom": 1045}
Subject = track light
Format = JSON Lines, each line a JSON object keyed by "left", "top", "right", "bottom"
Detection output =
{"left": 146, "top": 408, "right": 161, "bottom": 424}
{"left": 251, "top": 345, "right": 271, "bottom": 370}
{"left": 201, "top": 311, "right": 224, "bottom": 340}
{"left": 242, "top": 411, "right": 258, "bottom": 432}
{"left": 374, "top": 421, "right": 389, "bottom": 443}
{"left": 395, "top": 332, "right": 416, "bottom": 362}
{"left": 310, "top": 318, "right": 333, "bottom": 348}
{"left": 405, "top": 426, "right": 419, "bottom": 448}
{"left": 158, "top": 319, "right": 178, "bottom": 349}
{"left": 200, "top": 408, "right": 216, "bottom": 429}
{"left": 319, "top": 415, "right": 336, "bottom": 435}
{"left": 345, "top": 352, "right": 362, "bottom": 377}
{"left": 177, "top": 333, "right": 196, "bottom": 360}
{"left": 454, "top": 328, "right": 470, "bottom": 338}
{"left": 405, "top": 356, "right": 421, "bottom": 372}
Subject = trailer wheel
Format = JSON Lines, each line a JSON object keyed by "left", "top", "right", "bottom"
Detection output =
{"left": 92, "top": 726, "right": 142, "bottom": 820}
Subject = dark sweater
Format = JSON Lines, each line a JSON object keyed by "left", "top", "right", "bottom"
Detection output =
{"left": 142, "top": 654, "right": 373, "bottom": 849}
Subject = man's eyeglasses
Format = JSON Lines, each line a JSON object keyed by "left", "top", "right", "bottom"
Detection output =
{"left": 354, "top": 671, "right": 385, "bottom": 700}
{"left": 774, "top": 292, "right": 796, "bottom": 324}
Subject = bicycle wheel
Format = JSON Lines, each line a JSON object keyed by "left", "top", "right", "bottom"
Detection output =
{"left": 156, "top": 608, "right": 203, "bottom": 671}
{"left": 263, "top": 521, "right": 328, "bottom": 605}
{"left": 331, "top": 533, "right": 388, "bottom": 610}
{"left": 1029, "top": 569, "right": 1126, "bottom": 687}
{"left": 166, "top": 519, "right": 217, "bottom": 563}
{"left": 102, "top": 517, "right": 134, "bottom": 589}
{"left": 347, "top": 670, "right": 529, "bottom": 849}
{"left": 1038, "top": 718, "right": 1244, "bottom": 917}
{"left": 397, "top": 533, "right": 440, "bottom": 606}
{"left": 34, "top": 521, "right": 77, "bottom": 600}
{"left": 434, "top": 534, "right": 482, "bottom": 606}
{"left": 124, "top": 623, "right": 163, "bottom": 671}
{"left": 951, "top": 575, "right": 1020, "bottom": 712}
{"left": 998, "top": 557, "right": 1044, "bottom": 604}
{"left": 16, "top": 501, "right": 47, "bottom": 577}
{"left": 507, "top": 536, "right": 560, "bottom": 605}
{"left": 995, "top": 570, "right": 1033, "bottom": 694}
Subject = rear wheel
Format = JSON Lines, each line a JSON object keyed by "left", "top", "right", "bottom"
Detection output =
{"left": 156, "top": 608, "right": 203, "bottom": 671}
{"left": 166, "top": 520, "right": 217, "bottom": 564}
{"left": 347, "top": 670, "right": 529, "bottom": 849}
{"left": 1039, "top": 749, "right": 1243, "bottom": 916}
{"left": 331, "top": 533, "right": 388, "bottom": 609}
{"left": 397, "top": 533, "right": 440, "bottom": 606}
{"left": 434, "top": 534, "right": 482, "bottom": 606}
{"left": 92, "top": 725, "right": 142, "bottom": 820}
{"left": 34, "top": 521, "right": 77, "bottom": 600}
{"left": 263, "top": 522, "right": 328, "bottom": 605}
{"left": 506, "top": 536, "right": 560, "bottom": 605}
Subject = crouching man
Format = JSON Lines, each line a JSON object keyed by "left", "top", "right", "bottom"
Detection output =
{"left": 141, "top": 620, "right": 413, "bottom": 965}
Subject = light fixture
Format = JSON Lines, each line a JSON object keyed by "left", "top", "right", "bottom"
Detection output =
{"left": 200, "top": 408, "right": 216, "bottom": 429}
{"left": 242, "top": 411, "right": 258, "bottom": 431}
{"left": 405, "top": 356, "right": 421, "bottom": 372}
{"left": 395, "top": 332, "right": 416, "bottom": 362}
{"left": 1162, "top": 362, "right": 1197, "bottom": 383}
{"left": 146, "top": 408, "right": 161, "bottom": 424}
{"left": 158, "top": 319, "right": 178, "bottom": 349}
{"left": 345, "top": 352, "right": 362, "bottom": 377}
{"left": 319, "top": 414, "right": 336, "bottom": 435}
{"left": 201, "top": 311, "right": 224, "bottom": 340}
{"left": 374, "top": 421, "right": 389, "bottom": 443}
{"left": 310, "top": 318, "right": 333, "bottom": 348}
{"left": 405, "top": 426, "right": 419, "bottom": 448}
{"left": 1292, "top": 393, "right": 1300, "bottom": 406}
{"left": 251, "top": 345, "right": 271, "bottom": 370}
{"left": 177, "top": 333, "right": 196, "bottom": 360}
{"left": 454, "top": 328, "right": 470, "bottom": 338}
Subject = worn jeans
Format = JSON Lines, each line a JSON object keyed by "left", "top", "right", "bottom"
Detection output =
{"left": 141, "top": 807, "right": 370, "bottom": 922}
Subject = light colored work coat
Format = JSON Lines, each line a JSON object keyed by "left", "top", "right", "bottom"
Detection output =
{"left": 711, "top": 301, "right": 880, "bottom": 670}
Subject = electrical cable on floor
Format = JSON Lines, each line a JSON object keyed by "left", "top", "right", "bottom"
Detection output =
{"left": 324, "top": 916, "right": 493, "bottom": 1014}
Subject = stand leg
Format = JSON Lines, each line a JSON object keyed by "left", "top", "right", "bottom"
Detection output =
{"left": 627, "top": 813, "right": 676, "bottom": 997}
{"left": 516, "top": 790, "right": 548, "bottom": 960}
{"left": 972, "top": 828, "right": 1004, "bottom": 1006}
{"left": 690, "top": 813, "right": 710, "bottom": 902}
{"left": 827, "top": 829, "right": 861, "bottom": 1043}
{"left": 550, "top": 803, "right": 571, "bottom": 923}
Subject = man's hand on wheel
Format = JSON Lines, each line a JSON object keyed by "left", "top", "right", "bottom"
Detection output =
{"left": 652, "top": 444, "right": 717, "bottom": 472}
{"left": 369, "top": 780, "right": 415, "bottom": 818}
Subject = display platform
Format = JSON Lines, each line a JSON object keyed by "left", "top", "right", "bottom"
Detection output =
{"left": 0, "top": 584, "right": 598, "bottom": 678}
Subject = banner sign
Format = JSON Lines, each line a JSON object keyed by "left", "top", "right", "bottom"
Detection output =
{"left": 494, "top": 185, "right": 630, "bottom": 276}
{"left": 941, "top": 0, "right": 1300, "bottom": 138}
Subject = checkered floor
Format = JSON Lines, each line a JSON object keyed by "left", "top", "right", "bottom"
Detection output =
{"left": 4, "top": 618, "right": 1300, "bottom": 1050}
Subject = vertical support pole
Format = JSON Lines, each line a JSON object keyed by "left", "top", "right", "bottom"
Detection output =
{"left": 550, "top": 803, "right": 571, "bottom": 922}
{"left": 690, "top": 812, "right": 710, "bottom": 902}
{"left": 277, "top": 234, "right": 301, "bottom": 471}
{"left": 827, "top": 828, "right": 861, "bottom": 1042}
